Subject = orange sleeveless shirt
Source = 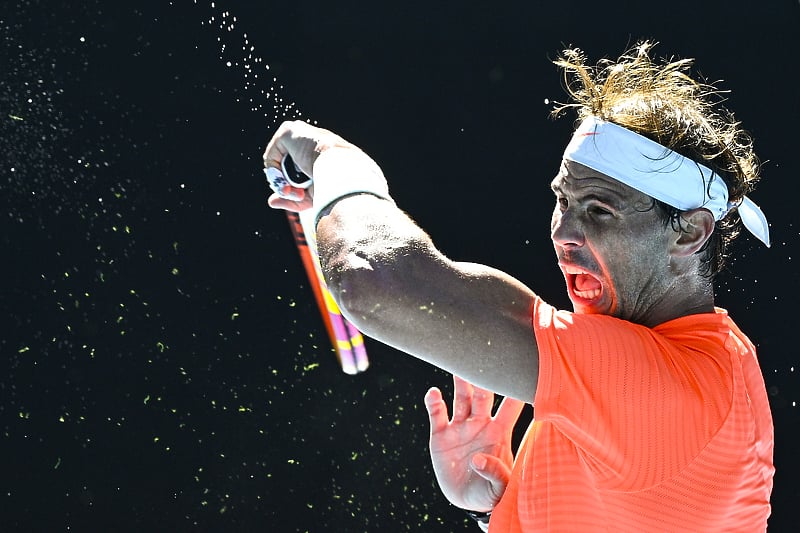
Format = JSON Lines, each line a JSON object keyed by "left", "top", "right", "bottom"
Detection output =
{"left": 489, "top": 298, "right": 774, "bottom": 532}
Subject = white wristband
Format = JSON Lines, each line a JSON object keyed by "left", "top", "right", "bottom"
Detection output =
{"left": 310, "top": 147, "right": 394, "bottom": 224}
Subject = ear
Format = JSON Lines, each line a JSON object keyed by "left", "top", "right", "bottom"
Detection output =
{"left": 670, "top": 208, "right": 715, "bottom": 257}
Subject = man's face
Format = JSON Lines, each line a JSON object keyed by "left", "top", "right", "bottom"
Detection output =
{"left": 550, "top": 160, "right": 677, "bottom": 324}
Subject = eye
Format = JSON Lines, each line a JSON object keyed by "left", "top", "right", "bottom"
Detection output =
{"left": 557, "top": 197, "right": 568, "bottom": 211}
{"left": 589, "top": 205, "right": 612, "bottom": 217}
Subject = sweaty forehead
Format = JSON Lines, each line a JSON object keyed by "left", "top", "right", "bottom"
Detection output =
{"left": 551, "top": 160, "right": 650, "bottom": 202}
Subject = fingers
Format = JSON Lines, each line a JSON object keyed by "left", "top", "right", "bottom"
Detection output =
{"left": 267, "top": 191, "right": 313, "bottom": 212}
{"left": 427, "top": 375, "right": 519, "bottom": 435}
{"left": 262, "top": 121, "right": 311, "bottom": 195}
{"left": 493, "top": 395, "right": 526, "bottom": 428}
{"left": 424, "top": 387, "right": 450, "bottom": 435}
{"left": 262, "top": 120, "right": 299, "bottom": 169}
{"left": 471, "top": 383, "right": 495, "bottom": 418}
{"left": 453, "top": 375, "right": 497, "bottom": 420}
{"left": 451, "top": 375, "right": 473, "bottom": 422}
{"left": 262, "top": 120, "right": 351, "bottom": 177}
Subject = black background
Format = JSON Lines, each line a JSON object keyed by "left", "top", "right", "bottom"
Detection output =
{"left": 1, "top": 1, "right": 798, "bottom": 531}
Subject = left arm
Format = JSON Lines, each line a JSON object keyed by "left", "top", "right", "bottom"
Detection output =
{"left": 264, "top": 121, "right": 540, "bottom": 401}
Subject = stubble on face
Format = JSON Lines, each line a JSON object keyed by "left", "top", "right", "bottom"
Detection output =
{"left": 551, "top": 161, "right": 675, "bottom": 324}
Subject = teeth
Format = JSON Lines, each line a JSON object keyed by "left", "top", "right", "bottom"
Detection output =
{"left": 574, "top": 288, "right": 601, "bottom": 300}
{"left": 562, "top": 265, "right": 602, "bottom": 300}
{"left": 563, "top": 266, "right": 587, "bottom": 275}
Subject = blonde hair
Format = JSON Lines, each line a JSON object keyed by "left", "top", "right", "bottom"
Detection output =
{"left": 552, "top": 42, "right": 761, "bottom": 276}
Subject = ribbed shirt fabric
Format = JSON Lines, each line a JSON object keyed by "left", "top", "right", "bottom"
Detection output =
{"left": 488, "top": 298, "right": 774, "bottom": 532}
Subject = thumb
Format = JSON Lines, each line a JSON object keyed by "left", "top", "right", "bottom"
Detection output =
{"left": 470, "top": 453, "right": 512, "bottom": 489}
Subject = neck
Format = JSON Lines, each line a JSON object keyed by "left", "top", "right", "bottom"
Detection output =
{"left": 641, "top": 275, "right": 715, "bottom": 328}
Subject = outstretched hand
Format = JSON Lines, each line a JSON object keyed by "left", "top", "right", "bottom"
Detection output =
{"left": 424, "top": 375, "right": 526, "bottom": 513}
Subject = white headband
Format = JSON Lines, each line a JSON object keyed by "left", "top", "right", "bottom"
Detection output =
{"left": 563, "top": 116, "right": 770, "bottom": 247}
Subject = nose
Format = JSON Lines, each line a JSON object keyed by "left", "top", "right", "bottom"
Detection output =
{"left": 550, "top": 206, "right": 585, "bottom": 248}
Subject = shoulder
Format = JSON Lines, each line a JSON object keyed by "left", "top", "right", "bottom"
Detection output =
{"left": 534, "top": 300, "right": 735, "bottom": 362}
{"left": 533, "top": 301, "right": 736, "bottom": 419}
{"left": 532, "top": 298, "right": 664, "bottom": 356}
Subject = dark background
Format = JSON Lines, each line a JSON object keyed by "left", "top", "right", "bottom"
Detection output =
{"left": 1, "top": 1, "right": 798, "bottom": 531}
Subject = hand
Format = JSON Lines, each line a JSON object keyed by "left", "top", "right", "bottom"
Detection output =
{"left": 424, "top": 375, "right": 525, "bottom": 512}
{"left": 262, "top": 120, "right": 353, "bottom": 212}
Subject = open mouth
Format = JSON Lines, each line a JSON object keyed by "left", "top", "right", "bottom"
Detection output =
{"left": 563, "top": 265, "right": 603, "bottom": 301}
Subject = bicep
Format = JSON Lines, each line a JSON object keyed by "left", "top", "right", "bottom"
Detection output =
{"left": 317, "top": 195, "right": 539, "bottom": 401}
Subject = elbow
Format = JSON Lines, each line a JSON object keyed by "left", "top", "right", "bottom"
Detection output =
{"left": 314, "top": 195, "right": 437, "bottom": 335}
{"left": 323, "top": 254, "right": 392, "bottom": 333}
{"left": 320, "top": 239, "right": 432, "bottom": 337}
